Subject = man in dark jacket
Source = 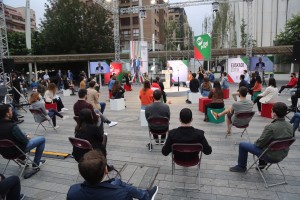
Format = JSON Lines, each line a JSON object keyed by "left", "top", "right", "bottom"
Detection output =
{"left": 162, "top": 108, "right": 212, "bottom": 161}
{"left": 67, "top": 150, "right": 158, "bottom": 200}
{"left": 0, "top": 104, "right": 46, "bottom": 168}
{"left": 186, "top": 73, "right": 200, "bottom": 104}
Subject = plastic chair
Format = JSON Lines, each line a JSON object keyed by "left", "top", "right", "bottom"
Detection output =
{"left": 247, "top": 138, "right": 296, "bottom": 188}
{"left": 147, "top": 117, "right": 169, "bottom": 151}
{"left": 227, "top": 111, "right": 255, "bottom": 141}
{"left": 0, "top": 139, "right": 41, "bottom": 178}
{"left": 172, "top": 143, "right": 203, "bottom": 190}
{"left": 68, "top": 137, "right": 93, "bottom": 150}
{"left": 29, "top": 108, "right": 57, "bottom": 134}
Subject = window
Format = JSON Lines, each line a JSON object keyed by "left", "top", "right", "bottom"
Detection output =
{"left": 120, "top": 17, "right": 130, "bottom": 26}
{"left": 133, "top": 29, "right": 139, "bottom": 37}
{"left": 121, "top": 0, "right": 130, "bottom": 3}
{"left": 121, "top": 29, "right": 131, "bottom": 38}
{"left": 132, "top": 17, "right": 139, "bottom": 25}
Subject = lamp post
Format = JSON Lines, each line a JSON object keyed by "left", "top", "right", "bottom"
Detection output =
{"left": 25, "top": 0, "right": 33, "bottom": 82}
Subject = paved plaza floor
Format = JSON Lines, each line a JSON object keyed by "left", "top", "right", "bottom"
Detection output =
{"left": 1, "top": 78, "right": 300, "bottom": 200}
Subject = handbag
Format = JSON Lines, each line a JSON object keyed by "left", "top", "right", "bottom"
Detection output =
{"left": 45, "top": 102, "right": 57, "bottom": 111}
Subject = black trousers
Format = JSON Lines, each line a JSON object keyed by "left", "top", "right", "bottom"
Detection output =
{"left": 205, "top": 102, "right": 224, "bottom": 117}
{"left": 162, "top": 90, "right": 167, "bottom": 103}
{"left": 254, "top": 96, "right": 263, "bottom": 112}
{"left": 52, "top": 98, "right": 64, "bottom": 112}
{"left": 278, "top": 85, "right": 293, "bottom": 93}
{"left": 0, "top": 176, "right": 21, "bottom": 200}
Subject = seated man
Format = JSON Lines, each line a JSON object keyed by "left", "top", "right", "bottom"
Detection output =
{"left": 145, "top": 90, "right": 170, "bottom": 144}
{"left": 0, "top": 104, "right": 46, "bottom": 169}
{"left": 232, "top": 74, "right": 248, "bottom": 101}
{"left": 229, "top": 102, "right": 293, "bottom": 172}
{"left": 186, "top": 73, "right": 200, "bottom": 104}
{"left": 162, "top": 108, "right": 212, "bottom": 161}
{"left": 211, "top": 86, "right": 253, "bottom": 135}
{"left": 67, "top": 150, "right": 158, "bottom": 200}
{"left": 74, "top": 89, "right": 118, "bottom": 128}
{"left": 87, "top": 81, "right": 106, "bottom": 114}
{"left": 0, "top": 175, "right": 24, "bottom": 200}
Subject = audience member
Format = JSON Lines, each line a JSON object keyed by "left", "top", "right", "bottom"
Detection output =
{"left": 248, "top": 73, "right": 256, "bottom": 95}
{"left": 162, "top": 108, "right": 212, "bottom": 161}
{"left": 290, "top": 112, "right": 300, "bottom": 135}
{"left": 197, "top": 67, "right": 205, "bottom": 90}
{"left": 186, "top": 73, "right": 200, "bottom": 104}
{"left": 108, "top": 75, "right": 117, "bottom": 93}
{"left": 145, "top": 90, "right": 170, "bottom": 144}
{"left": 111, "top": 81, "right": 125, "bottom": 99}
{"left": 244, "top": 70, "right": 250, "bottom": 84}
{"left": 220, "top": 72, "right": 229, "bottom": 89}
{"left": 139, "top": 80, "right": 153, "bottom": 110}
{"left": 0, "top": 104, "right": 46, "bottom": 169}
{"left": 151, "top": 80, "right": 161, "bottom": 90}
{"left": 251, "top": 75, "right": 262, "bottom": 101}
{"left": 253, "top": 78, "right": 278, "bottom": 114}
{"left": 79, "top": 77, "right": 86, "bottom": 89}
{"left": 30, "top": 77, "right": 38, "bottom": 92}
{"left": 278, "top": 73, "right": 298, "bottom": 94}
{"left": 200, "top": 77, "right": 212, "bottom": 97}
{"left": 204, "top": 81, "right": 224, "bottom": 122}
{"left": 208, "top": 71, "right": 215, "bottom": 83}
{"left": 232, "top": 74, "right": 248, "bottom": 101}
{"left": 0, "top": 175, "right": 24, "bottom": 200}
{"left": 211, "top": 87, "right": 253, "bottom": 135}
{"left": 67, "top": 150, "right": 158, "bottom": 200}
{"left": 44, "top": 83, "right": 68, "bottom": 112}
{"left": 229, "top": 102, "right": 293, "bottom": 172}
{"left": 87, "top": 81, "right": 106, "bottom": 114}
{"left": 156, "top": 77, "right": 166, "bottom": 103}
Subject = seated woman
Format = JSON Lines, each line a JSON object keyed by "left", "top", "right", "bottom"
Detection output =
{"left": 251, "top": 75, "right": 262, "bottom": 101}
{"left": 253, "top": 78, "right": 278, "bottom": 115}
{"left": 204, "top": 80, "right": 224, "bottom": 122}
{"left": 139, "top": 80, "right": 153, "bottom": 110}
{"left": 29, "top": 93, "right": 68, "bottom": 129}
{"left": 124, "top": 73, "right": 132, "bottom": 86}
{"left": 111, "top": 81, "right": 125, "bottom": 99}
{"left": 63, "top": 77, "right": 75, "bottom": 95}
{"left": 220, "top": 72, "right": 229, "bottom": 89}
{"left": 44, "top": 83, "right": 68, "bottom": 112}
{"left": 72, "top": 109, "right": 114, "bottom": 171}
{"left": 201, "top": 77, "right": 212, "bottom": 97}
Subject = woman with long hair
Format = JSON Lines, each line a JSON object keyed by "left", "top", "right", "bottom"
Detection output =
{"left": 44, "top": 83, "right": 67, "bottom": 112}
{"left": 204, "top": 80, "right": 224, "bottom": 122}
{"left": 254, "top": 78, "right": 278, "bottom": 114}
{"left": 139, "top": 80, "right": 153, "bottom": 110}
{"left": 200, "top": 77, "right": 212, "bottom": 97}
{"left": 111, "top": 81, "right": 125, "bottom": 99}
{"left": 29, "top": 93, "right": 68, "bottom": 129}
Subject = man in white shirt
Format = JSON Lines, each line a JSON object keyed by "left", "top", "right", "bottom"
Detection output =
{"left": 244, "top": 70, "right": 250, "bottom": 84}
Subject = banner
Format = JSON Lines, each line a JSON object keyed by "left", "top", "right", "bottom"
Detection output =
{"left": 104, "top": 62, "right": 123, "bottom": 84}
{"left": 167, "top": 60, "right": 188, "bottom": 82}
{"left": 227, "top": 57, "right": 248, "bottom": 83}
{"left": 194, "top": 34, "right": 211, "bottom": 60}
{"left": 89, "top": 61, "right": 110, "bottom": 74}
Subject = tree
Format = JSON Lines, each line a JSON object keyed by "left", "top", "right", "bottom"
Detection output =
{"left": 7, "top": 32, "right": 30, "bottom": 55}
{"left": 240, "top": 19, "right": 247, "bottom": 48}
{"left": 274, "top": 15, "right": 300, "bottom": 45}
{"left": 40, "top": 0, "right": 113, "bottom": 54}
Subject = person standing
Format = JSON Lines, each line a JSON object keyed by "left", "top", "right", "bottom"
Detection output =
{"left": 68, "top": 70, "right": 73, "bottom": 81}
{"left": 197, "top": 67, "right": 205, "bottom": 89}
{"left": 156, "top": 77, "right": 166, "bottom": 103}
{"left": 11, "top": 73, "right": 21, "bottom": 105}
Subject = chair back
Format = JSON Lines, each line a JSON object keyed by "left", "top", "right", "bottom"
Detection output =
{"left": 172, "top": 143, "right": 203, "bottom": 153}
{"left": 73, "top": 116, "right": 79, "bottom": 124}
{"left": 0, "top": 139, "right": 24, "bottom": 160}
{"left": 147, "top": 117, "right": 169, "bottom": 134}
{"left": 172, "top": 143, "right": 203, "bottom": 167}
{"left": 268, "top": 138, "right": 296, "bottom": 151}
{"left": 232, "top": 111, "right": 255, "bottom": 127}
{"left": 68, "top": 137, "right": 93, "bottom": 150}
{"left": 29, "top": 108, "right": 48, "bottom": 123}
{"left": 45, "top": 102, "right": 57, "bottom": 111}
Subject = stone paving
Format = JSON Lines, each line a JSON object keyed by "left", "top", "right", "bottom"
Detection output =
{"left": 1, "top": 75, "right": 300, "bottom": 200}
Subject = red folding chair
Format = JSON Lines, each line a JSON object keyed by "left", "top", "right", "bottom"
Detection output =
{"left": 0, "top": 139, "right": 41, "bottom": 178}
{"left": 29, "top": 108, "right": 57, "bottom": 134}
{"left": 147, "top": 117, "right": 169, "bottom": 151}
{"left": 228, "top": 111, "right": 255, "bottom": 141}
{"left": 172, "top": 143, "right": 203, "bottom": 190}
{"left": 247, "top": 138, "right": 296, "bottom": 188}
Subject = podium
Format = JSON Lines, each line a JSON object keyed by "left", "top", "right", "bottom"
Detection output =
{"left": 162, "top": 70, "right": 173, "bottom": 89}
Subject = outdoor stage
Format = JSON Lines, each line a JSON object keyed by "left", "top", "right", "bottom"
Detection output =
{"left": 164, "top": 86, "right": 189, "bottom": 97}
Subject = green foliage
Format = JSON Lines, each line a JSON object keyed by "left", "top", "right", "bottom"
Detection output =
{"left": 240, "top": 19, "right": 247, "bottom": 48}
{"left": 212, "top": 2, "right": 229, "bottom": 49}
{"left": 40, "top": 0, "right": 114, "bottom": 54}
{"left": 7, "top": 32, "right": 30, "bottom": 55}
{"left": 274, "top": 15, "right": 300, "bottom": 45}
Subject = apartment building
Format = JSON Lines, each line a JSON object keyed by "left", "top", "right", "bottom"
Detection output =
{"left": 4, "top": 5, "right": 36, "bottom": 33}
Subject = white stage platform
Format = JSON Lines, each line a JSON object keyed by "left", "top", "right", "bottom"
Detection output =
{"left": 164, "top": 86, "right": 189, "bottom": 97}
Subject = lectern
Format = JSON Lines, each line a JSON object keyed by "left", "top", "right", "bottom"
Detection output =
{"left": 162, "top": 70, "right": 172, "bottom": 89}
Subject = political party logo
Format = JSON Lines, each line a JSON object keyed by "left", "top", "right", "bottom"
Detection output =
{"left": 194, "top": 34, "right": 211, "bottom": 60}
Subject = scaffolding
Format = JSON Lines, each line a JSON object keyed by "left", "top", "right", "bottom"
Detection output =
{"left": 0, "top": 0, "right": 9, "bottom": 85}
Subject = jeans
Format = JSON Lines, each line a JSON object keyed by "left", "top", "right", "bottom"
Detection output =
{"left": 25, "top": 137, "right": 45, "bottom": 165}
{"left": 186, "top": 90, "right": 190, "bottom": 99}
{"left": 0, "top": 176, "right": 21, "bottom": 200}
{"left": 48, "top": 108, "right": 63, "bottom": 126}
{"left": 111, "top": 179, "right": 149, "bottom": 200}
{"left": 238, "top": 142, "right": 269, "bottom": 168}
{"left": 290, "top": 112, "right": 300, "bottom": 134}
{"left": 99, "top": 102, "right": 106, "bottom": 114}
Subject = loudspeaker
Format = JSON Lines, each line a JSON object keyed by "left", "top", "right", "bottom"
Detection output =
{"left": 3, "top": 58, "right": 14, "bottom": 73}
{"left": 293, "top": 41, "right": 300, "bottom": 63}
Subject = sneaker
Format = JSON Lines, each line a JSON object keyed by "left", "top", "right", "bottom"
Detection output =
{"left": 203, "top": 117, "right": 208, "bottom": 122}
{"left": 54, "top": 126, "right": 60, "bottom": 129}
{"left": 257, "top": 112, "right": 261, "bottom": 116}
{"left": 278, "top": 93, "right": 281, "bottom": 96}
{"left": 229, "top": 165, "right": 246, "bottom": 172}
{"left": 148, "top": 186, "right": 158, "bottom": 200}
{"left": 16, "top": 120, "right": 24, "bottom": 124}
{"left": 19, "top": 193, "right": 25, "bottom": 200}
{"left": 32, "top": 160, "right": 46, "bottom": 169}
{"left": 288, "top": 98, "right": 291, "bottom": 101}
{"left": 62, "top": 115, "right": 69, "bottom": 120}
{"left": 186, "top": 99, "right": 192, "bottom": 104}
{"left": 160, "top": 139, "right": 165, "bottom": 145}
{"left": 155, "top": 139, "right": 160, "bottom": 145}
{"left": 108, "top": 121, "right": 118, "bottom": 127}
{"left": 17, "top": 115, "right": 24, "bottom": 118}
{"left": 211, "top": 110, "right": 219, "bottom": 120}
{"left": 61, "top": 108, "right": 69, "bottom": 111}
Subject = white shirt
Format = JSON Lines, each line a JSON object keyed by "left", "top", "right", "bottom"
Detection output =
{"left": 244, "top": 73, "right": 250, "bottom": 84}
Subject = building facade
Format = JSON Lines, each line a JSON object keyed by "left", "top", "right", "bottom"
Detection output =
{"left": 5, "top": 5, "right": 36, "bottom": 33}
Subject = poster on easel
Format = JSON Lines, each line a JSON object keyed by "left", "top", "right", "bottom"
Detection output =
{"left": 227, "top": 57, "right": 248, "bottom": 83}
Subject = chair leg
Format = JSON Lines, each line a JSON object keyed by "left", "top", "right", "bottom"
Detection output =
{"left": 148, "top": 131, "right": 153, "bottom": 151}
{"left": 34, "top": 123, "right": 41, "bottom": 135}
{"left": 40, "top": 123, "right": 47, "bottom": 131}
{"left": 2, "top": 160, "right": 10, "bottom": 174}
{"left": 49, "top": 120, "right": 57, "bottom": 133}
